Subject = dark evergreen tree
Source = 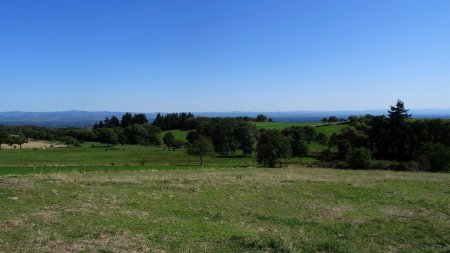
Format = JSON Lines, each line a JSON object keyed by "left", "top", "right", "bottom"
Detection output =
{"left": 388, "top": 99, "right": 411, "bottom": 124}
{"left": 153, "top": 113, "right": 165, "bottom": 130}
{"left": 121, "top": 112, "right": 133, "bottom": 128}
{"left": 132, "top": 113, "right": 148, "bottom": 125}
{"left": 103, "top": 117, "right": 110, "bottom": 127}
{"left": 387, "top": 99, "right": 412, "bottom": 161}
{"left": 109, "top": 116, "right": 120, "bottom": 127}
{"left": 152, "top": 112, "right": 195, "bottom": 130}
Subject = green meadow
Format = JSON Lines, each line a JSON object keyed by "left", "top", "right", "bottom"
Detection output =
{"left": 161, "top": 129, "right": 188, "bottom": 140}
{"left": 0, "top": 142, "right": 319, "bottom": 176}
{"left": 162, "top": 122, "right": 346, "bottom": 141}
{"left": 0, "top": 143, "right": 254, "bottom": 175}
{"left": 1, "top": 168, "right": 449, "bottom": 252}
{"left": 1, "top": 122, "right": 448, "bottom": 252}
{"left": 254, "top": 122, "right": 321, "bottom": 129}
{"left": 0, "top": 123, "right": 342, "bottom": 175}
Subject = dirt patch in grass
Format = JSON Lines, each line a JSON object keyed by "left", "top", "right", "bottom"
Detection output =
{"left": 308, "top": 203, "right": 355, "bottom": 221}
{"left": 0, "top": 177, "right": 35, "bottom": 190}
{"left": 44, "top": 233, "right": 155, "bottom": 253}
{"left": 381, "top": 205, "right": 416, "bottom": 218}
{"left": 35, "top": 211, "right": 59, "bottom": 223}
{"left": 0, "top": 219, "right": 25, "bottom": 229}
{"left": 120, "top": 210, "right": 151, "bottom": 219}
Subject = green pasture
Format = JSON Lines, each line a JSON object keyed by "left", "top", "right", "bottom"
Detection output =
{"left": 1, "top": 167, "right": 448, "bottom": 252}
{"left": 161, "top": 129, "right": 188, "bottom": 140}
{"left": 255, "top": 122, "right": 320, "bottom": 130}
{"left": 0, "top": 123, "right": 346, "bottom": 175}
{"left": 0, "top": 142, "right": 320, "bottom": 175}
{"left": 162, "top": 123, "right": 346, "bottom": 141}
{"left": 0, "top": 143, "right": 255, "bottom": 172}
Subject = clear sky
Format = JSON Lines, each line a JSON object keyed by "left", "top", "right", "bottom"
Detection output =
{"left": 1, "top": 0, "right": 449, "bottom": 112}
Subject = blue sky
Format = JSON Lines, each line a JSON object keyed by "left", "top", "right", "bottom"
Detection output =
{"left": 0, "top": 0, "right": 449, "bottom": 112}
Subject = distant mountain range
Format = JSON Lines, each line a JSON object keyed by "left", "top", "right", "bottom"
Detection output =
{"left": 0, "top": 110, "right": 449, "bottom": 128}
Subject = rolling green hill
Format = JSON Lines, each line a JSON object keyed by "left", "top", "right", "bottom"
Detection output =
{"left": 161, "top": 122, "right": 346, "bottom": 142}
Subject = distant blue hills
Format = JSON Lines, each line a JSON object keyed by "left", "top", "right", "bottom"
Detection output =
{"left": 0, "top": 109, "right": 449, "bottom": 128}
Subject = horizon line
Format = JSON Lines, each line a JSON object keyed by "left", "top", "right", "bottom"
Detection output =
{"left": 2, "top": 108, "right": 450, "bottom": 114}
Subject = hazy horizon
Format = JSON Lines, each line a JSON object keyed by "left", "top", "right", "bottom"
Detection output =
{"left": 1, "top": 1, "right": 449, "bottom": 112}
{"left": 2, "top": 108, "right": 450, "bottom": 114}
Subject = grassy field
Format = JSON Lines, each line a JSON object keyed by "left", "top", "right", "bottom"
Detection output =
{"left": 255, "top": 122, "right": 347, "bottom": 153}
{"left": 315, "top": 124, "right": 347, "bottom": 137}
{"left": 0, "top": 123, "right": 345, "bottom": 175}
{"left": 0, "top": 143, "right": 257, "bottom": 174}
{"left": 162, "top": 122, "right": 347, "bottom": 141}
{"left": 161, "top": 123, "right": 346, "bottom": 155}
{"left": 161, "top": 130, "right": 188, "bottom": 140}
{"left": 1, "top": 167, "right": 448, "bottom": 252}
{"left": 1, "top": 123, "right": 448, "bottom": 252}
{"left": 255, "top": 122, "right": 321, "bottom": 130}
{"left": 0, "top": 143, "right": 320, "bottom": 175}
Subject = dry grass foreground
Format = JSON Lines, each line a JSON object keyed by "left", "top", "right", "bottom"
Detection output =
{"left": 0, "top": 140, "right": 65, "bottom": 150}
{"left": 0, "top": 167, "right": 449, "bottom": 252}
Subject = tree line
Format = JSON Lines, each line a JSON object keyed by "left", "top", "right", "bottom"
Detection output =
{"left": 92, "top": 113, "right": 160, "bottom": 147}
{"left": 175, "top": 100, "right": 450, "bottom": 171}
{"left": 326, "top": 100, "right": 450, "bottom": 171}
{"left": 1, "top": 100, "right": 449, "bottom": 171}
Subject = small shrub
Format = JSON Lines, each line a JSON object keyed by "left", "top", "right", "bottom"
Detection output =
{"left": 320, "top": 148, "right": 334, "bottom": 161}
{"left": 370, "top": 160, "right": 421, "bottom": 171}
{"left": 398, "top": 161, "right": 421, "bottom": 171}
{"left": 171, "top": 139, "right": 185, "bottom": 150}
{"left": 315, "top": 161, "right": 335, "bottom": 168}
{"left": 336, "top": 140, "right": 351, "bottom": 159}
{"left": 370, "top": 160, "right": 399, "bottom": 170}
{"left": 335, "top": 161, "right": 348, "bottom": 169}
{"left": 291, "top": 140, "right": 309, "bottom": 157}
{"left": 346, "top": 147, "right": 372, "bottom": 169}
{"left": 418, "top": 143, "right": 450, "bottom": 172}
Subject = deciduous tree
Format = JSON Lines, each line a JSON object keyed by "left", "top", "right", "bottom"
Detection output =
{"left": 257, "top": 129, "right": 291, "bottom": 167}
{"left": 0, "top": 128, "right": 10, "bottom": 150}
{"left": 188, "top": 136, "right": 213, "bottom": 166}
